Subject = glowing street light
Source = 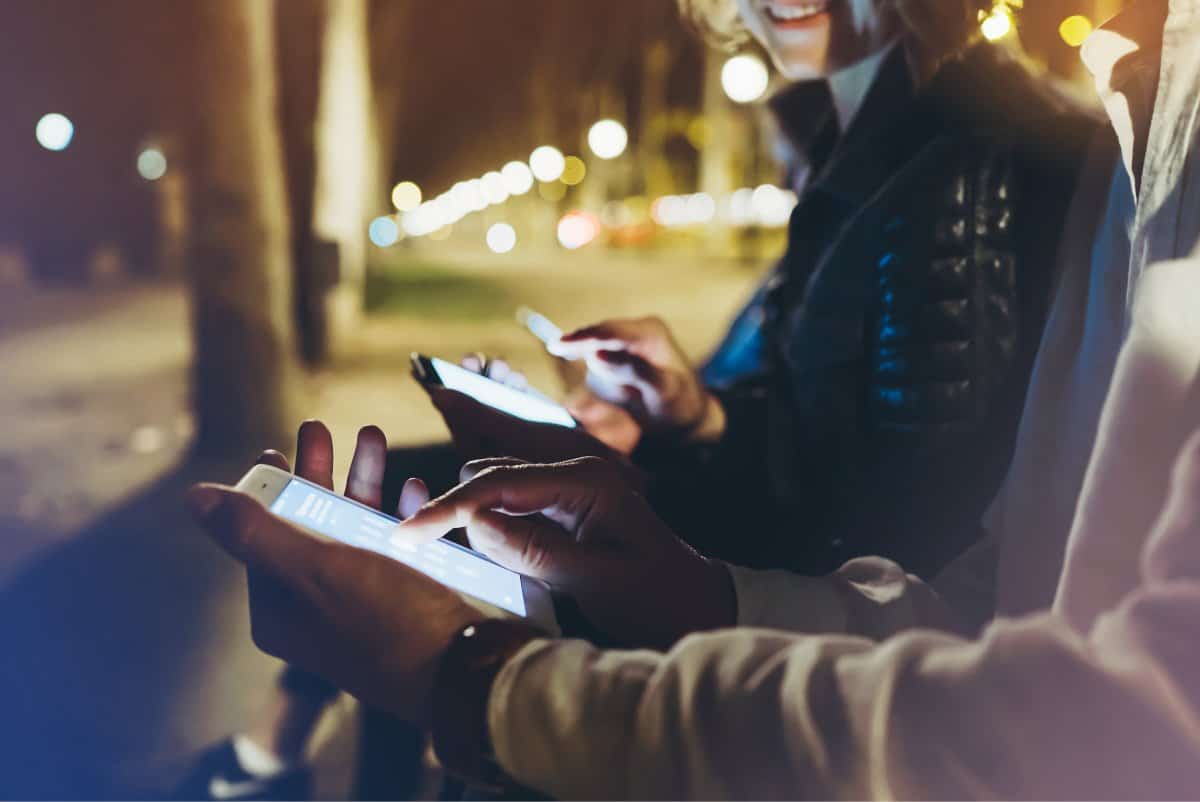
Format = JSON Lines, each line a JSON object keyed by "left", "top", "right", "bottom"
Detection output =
{"left": 587, "top": 119, "right": 628, "bottom": 160}
{"left": 501, "top": 161, "right": 535, "bottom": 195}
{"left": 368, "top": 216, "right": 401, "bottom": 247}
{"left": 137, "top": 147, "right": 168, "bottom": 181}
{"left": 529, "top": 145, "right": 566, "bottom": 182}
{"left": 481, "top": 171, "right": 510, "bottom": 205}
{"left": 1058, "top": 15, "right": 1093, "bottom": 47}
{"left": 36, "top": 113, "right": 74, "bottom": 151}
{"left": 980, "top": 4, "right": 1013, "bottom": 41}
{"left": 464, "top": 178, "right": 488, "bottom": 212}
{"left": 486, "top": 223, "right": 517, "bottom": 254}
{"left": 686, "top": 192, "right": 716, "bottom": 224}
{"left": 391, "top": 181, "right": 422, "bottom": 212}
{"left": 721, "top": 55, "right": 769, "bottom": 104}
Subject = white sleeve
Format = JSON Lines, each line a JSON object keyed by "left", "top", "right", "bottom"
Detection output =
{"left": 727, "top": 545, "right": 980, "bottom": 639}
{"left": 489, "top": 578, "right": 1200, "bottom": 799}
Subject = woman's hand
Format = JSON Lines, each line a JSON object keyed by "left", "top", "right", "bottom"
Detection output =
{"left": 551, "top": 317, "right": 726, "bottom": 442}
{"left": 461, "top": 353, "right": 643, "bottom": 455}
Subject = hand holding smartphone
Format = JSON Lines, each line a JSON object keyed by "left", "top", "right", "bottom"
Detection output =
{"left": 236, "top": 463, "right": 559, "bottom": 632}
{"left": 411, "top": 353, "right": 577, "bottom": 429}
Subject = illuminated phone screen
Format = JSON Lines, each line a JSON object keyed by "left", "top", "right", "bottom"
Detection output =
{"left": 431, "top": 357, "right": 577, "bottom": 428}
{"left": 269, "top": 477, "right": 527, "bottom": 616}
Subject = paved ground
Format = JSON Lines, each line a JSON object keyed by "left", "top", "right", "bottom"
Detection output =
{"left": 0, "top": 247, "right": 761, "bottom": 798}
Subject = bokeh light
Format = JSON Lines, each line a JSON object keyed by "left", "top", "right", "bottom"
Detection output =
{"left": 486, "top": 223, "right": 517, "bottom": 254}
{"left": 751, "top": 184, "right": 797, "bottom": 226}
{"left": 529, "top": 145, "right": 566, "bottom": 182}
{"left": 980, "top": 5, "right": 1013, "bottom": 41}
{"left": 721, "top": 55, "right": 769, "bottom": 104}
{"left": 501, "top": 161, "right": 535, "bottom": 195}
{"left": 560, "top": 156, "right": 587, "bottom": 186}
{"left": 728, "top": 188, "right": 755, "bottom": 225}
{"left": 1058, "top": 15, "right": 1092, "bottom": 47}
{"left": 35, "top": 113, "right": 74, "bottom": 151}
{"left": 390, "top": 181, "right": 422, "bottom": 212}
{"left": 686, "top": 192, "right": 716, "bottom": 224}
{"left": 557, "top": 211, "right": 599, "bottom": 250}
{"left": 587, "top": 119, "right": 628, "bottom": 160}
{"left": 368, "top": 216, "right": 401, "bottom": 247}
{"left": 464, "top": 179, "right": 488, "bottom": 212}
{"left": 651, "top": 195, "right": 688, "bottom": 227}
{"left": 136, "top": 147, "right": 167, "bottom": 181}
{"left": 482, "top": 171, "right": 510, "bottom": 205}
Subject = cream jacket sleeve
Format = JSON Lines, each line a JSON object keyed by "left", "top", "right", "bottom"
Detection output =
{"left": 488, "top": 518, "right": 1200, "bottom": 799}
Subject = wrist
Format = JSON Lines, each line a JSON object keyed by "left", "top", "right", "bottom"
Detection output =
{"left": 684, "top": 393, "right": 726, "bottom": 444}
{"left": 431, "top": 619, "right": 545, "bottom": 792}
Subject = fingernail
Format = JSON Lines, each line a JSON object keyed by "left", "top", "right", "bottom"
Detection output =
{"left": 186, "top": 485, "right": 225, "bottom": 523}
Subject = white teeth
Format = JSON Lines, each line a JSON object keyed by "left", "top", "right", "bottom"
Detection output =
{"left": 766, "top": 1, "right": 827, "bottom": 20}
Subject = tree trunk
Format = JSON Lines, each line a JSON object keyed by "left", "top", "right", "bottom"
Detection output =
{"left": 307, "top": 0, "right": 377, "bottom": 362}
{"left": 184, "top": 0, "right": 300, "bottom": 456}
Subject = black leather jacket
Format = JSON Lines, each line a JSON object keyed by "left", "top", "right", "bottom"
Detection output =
{"left": 644, "top": 42, "right": 1099, "bottom": 578}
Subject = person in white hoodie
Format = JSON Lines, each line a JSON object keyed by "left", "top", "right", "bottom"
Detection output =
{"left": 187, "top": 0, "right": 1200, "bottom": 796}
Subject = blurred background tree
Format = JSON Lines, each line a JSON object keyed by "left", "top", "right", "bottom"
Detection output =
{"left": 184, "top": 0, "right": 300, "bottom": 455}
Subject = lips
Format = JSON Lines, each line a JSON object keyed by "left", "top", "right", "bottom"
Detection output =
{"left": 763, "top": 0, "right": 831, "bottom": 26}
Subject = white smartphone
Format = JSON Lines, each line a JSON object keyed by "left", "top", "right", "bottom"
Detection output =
{"left": 236, "top": 463, "right": 559, "bottom": 633}
{"left": 411, "top": 353, "right": 577, "bottom": 429}
{"left": 516, "top": 306, "right": 563, "bottom": 347}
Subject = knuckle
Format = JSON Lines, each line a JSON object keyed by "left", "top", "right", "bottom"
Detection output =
{"left": 571, "top": 455, "right": 617, "bottom": 481}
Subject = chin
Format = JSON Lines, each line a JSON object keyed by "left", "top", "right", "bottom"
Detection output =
{"left": 758, "top": 16, "right": 834, "bottom": 80}
{"left": 772, "top": 49, "right": 832, "bottom": 81}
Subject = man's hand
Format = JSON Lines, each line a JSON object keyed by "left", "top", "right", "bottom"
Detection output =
{"left": 273, "top": 419, "right": 431, "bottom": 518}
{"left": 186, "top": 421, "right": 473, "bottom": 725}
{"left": 425, "top": 386, "right": 648, "bottom": 491}
{"left": 395, "top": 457, "right": 736, "bottom": 649}
{"left": 550, "top": 316, "right": 726, "bottom": 442}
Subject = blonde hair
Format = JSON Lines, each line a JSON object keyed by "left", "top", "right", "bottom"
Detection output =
{"left": 677, "top": 0, "right": 994, "bottom": 59}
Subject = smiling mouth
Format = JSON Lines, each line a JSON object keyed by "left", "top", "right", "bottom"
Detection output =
{"left": 764, "top": 0, "right": 831, "bottom": 26}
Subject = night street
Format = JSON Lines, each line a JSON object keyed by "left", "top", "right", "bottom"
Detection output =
{"left": 0, "top": 249, "right": 757, "bottom": 797}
